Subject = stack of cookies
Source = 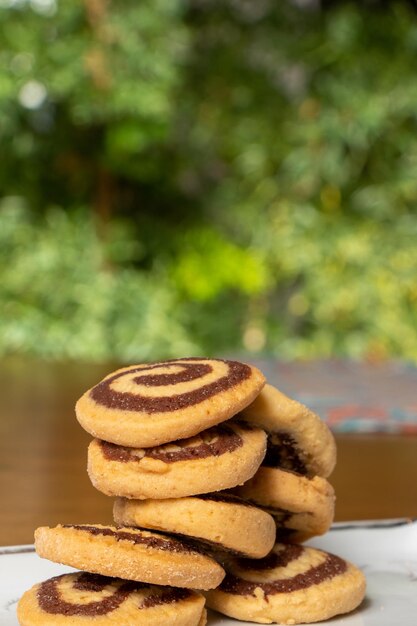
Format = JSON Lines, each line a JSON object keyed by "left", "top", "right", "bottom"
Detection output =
{"left": 17, "top": 357, "right": 366, "bottom": 626}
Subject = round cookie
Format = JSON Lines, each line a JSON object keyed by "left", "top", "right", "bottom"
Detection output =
{"left": 113, "top": 493, "right": 276, "bottom": 558}
{"left": 88, "top": 422, "right": 266, "bottom": 499}
{"left": 238, "top": 383, "right": 336, "bottom": 478}
{"left": 205, "top": 542, "right": 366, "bottom": 624}
{"left": 34, "top": 524, "right": 224, "bottom": 590}
{"left": 17, "top": 572, "right": 207, "bottom": 626}
{"left": 234, "top": 466, "right": 335, "bottom": 542}
{"left": 76, "top": 357, "right": 265, "bottom": 448}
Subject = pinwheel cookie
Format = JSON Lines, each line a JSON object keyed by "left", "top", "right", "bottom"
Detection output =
{"left": 234, "top": 467, "right": 335, "bottom": 542}
{"left": 205, "top": 542, "right": 366, "bottom": 624}
{"left": 88, "top": 422, "right": 266, "bottom": 499}
{"left": 235, "top": 383, "right": 336, "bottom": 540}
{"left": 238, "top": 383, "right": 336, "bottom": 478}
{"left": 35, "top": 524, "right": 224, "bottom": 590}
{"left": 114, "top": 493, "right": 276, "bottom": 558}
{"left": 17, "top": 572, "right": 207, "bottom": 626}
{"left": 76, "top": 357, "right": 265, "bottom": 448}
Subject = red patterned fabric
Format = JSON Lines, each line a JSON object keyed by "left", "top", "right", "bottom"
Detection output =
{"left": 248, "top": 359, "right": 417, "bottom": 434}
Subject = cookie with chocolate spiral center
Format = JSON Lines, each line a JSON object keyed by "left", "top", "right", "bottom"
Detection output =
{"left": 88, "top": 422, "right": 267, "bottom": 499}
{"left": 113, "top": 492, "right": 276, "bottom": 559}
{"left": 17, "top": 572, "right": 207, "bottom": 625}
{"left": 76, "top": 358, "right": 265, "bottom": 448}
{"left": 205, "top": 542, "right": 366, "bottom": 624}
{"left": 34, "top": 524, "right": 225, "bottom": 591}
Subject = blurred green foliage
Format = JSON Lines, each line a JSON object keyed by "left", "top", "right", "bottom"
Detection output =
{"left": 1, "top": 0, "right": 417, "bottom": 362}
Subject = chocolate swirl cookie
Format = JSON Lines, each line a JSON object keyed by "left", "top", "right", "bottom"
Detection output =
{"left": 76, "top": 358, "right": 265, "bottom": 448}
{"left": 87, "top": 422, "right": 267, "bottom": 499}
{"left": 234, "top": 467, "right": 335, "bottom": 543}
{"left": 113, "top": 492, "right": 276, "bottom": 559}
{"left": 235, "top": 383, "right": 336, "bottom": 542}
{"left": 17, "top": 572, "right": 207, "bottom": 625}
{"left": 205, "top": 542, "right": 366, "bottom": 624}
{"left": 238, "top": 383, "right": 336, "bottom": 478}
{"left": 34, "top": 524, "right": 225, "bottom": 590}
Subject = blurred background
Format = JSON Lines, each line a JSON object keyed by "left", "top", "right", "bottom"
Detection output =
{"left": 1, "top": 0, "right": 417, "bottom": 365}
{"left": 2, "top": 1, "right": 417, "bottom": 546}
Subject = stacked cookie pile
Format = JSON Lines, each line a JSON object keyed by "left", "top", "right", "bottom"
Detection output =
{"left": 17, "top": 358, "right": 366, "bottom": 626}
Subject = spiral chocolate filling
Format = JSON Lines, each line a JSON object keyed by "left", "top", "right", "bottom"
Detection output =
{"left": 38, "top": 573, "right": 192, "bottom": 615}
{"left": 220, "top": 546, "right": 347, "bottom": 596}
{"left": 99, "top": 424, "right": 244, "bottom": 464}
{"left": 236, "top": 544, "right": 304, "bottom": 571}
{"left": 141, "top": 587, "right": 191, "bottom": 609}
{"left": 62, "top": 524, "right": 200, "bottom": 555}
{"left": 38, "top": 574, "right": 138, "bottom": 616}
{"left": 90, "top": 358, "right": 251, "bottom": 413}
{"left": 262, "top": 432, "right": 308, "bottom": 475}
